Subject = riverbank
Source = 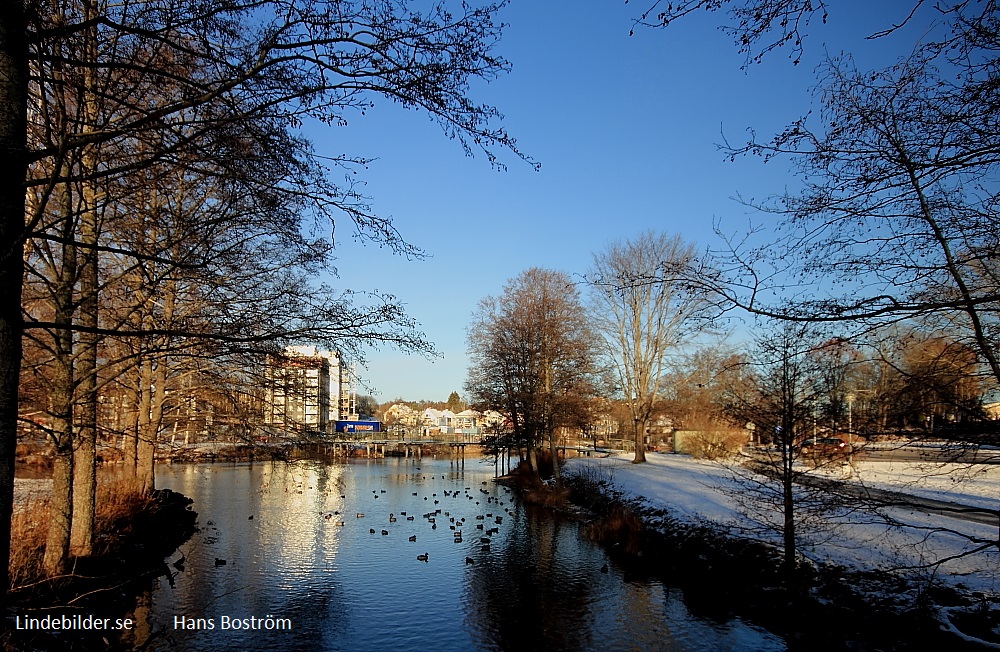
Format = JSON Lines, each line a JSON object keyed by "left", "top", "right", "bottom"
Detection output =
{"left": 4, "top": 482, "right": 197, "bottom": 651}
{"left": 560, "top": 453, "right": 1000, "bottom": 650}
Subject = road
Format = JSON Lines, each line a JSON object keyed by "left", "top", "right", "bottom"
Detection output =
{"left": 860, "top": 445, "right": 1000, "bottom": 465}
{"left": 796, "top": 473, "right": 1000, "bottom": 528}
{"left": 749, "top": 444, "right": 1000, "bottom": 528}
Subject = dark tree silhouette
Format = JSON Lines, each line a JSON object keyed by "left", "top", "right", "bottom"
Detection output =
{"left": 0, "top": 0, "right": 530, "bottom": 598}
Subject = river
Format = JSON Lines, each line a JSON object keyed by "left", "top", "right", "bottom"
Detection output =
{"left": 141, "top": 458, "right": 784, "bottom": 651}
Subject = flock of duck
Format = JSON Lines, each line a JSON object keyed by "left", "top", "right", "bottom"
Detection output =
{"left": 323, "top": 475, "right": 515, "bottom": 565}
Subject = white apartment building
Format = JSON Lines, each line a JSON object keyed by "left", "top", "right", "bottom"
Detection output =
{"left": 265, "top": 346, "right": 353, "bottom": 433}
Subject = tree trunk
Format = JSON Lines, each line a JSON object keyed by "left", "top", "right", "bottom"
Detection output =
{"left": 782, "top": 471, "right": 796, "bottom": 581}
{"left": 549, "top": 430, "right": 561, "bottom": 486}
{"left": 122, "top": 378, "right": 139, "bottom": 477}
{"left": 71, "top": 197, "right": 99, "bottom": 556}
{"left": 781, "top": 372, "right": 797, "bottom": 582}
{"left": 527, "top": 445, "right": 539, "bottom": 484}
{"left": 43, "top": 445, "right": 73, "bottom": 576}
{"left": 139, "top": 358, "right": 166, "bottom": 493}
{"left": 136, "top": 358, "right": 155, "bottom": 494}
{"left": 44, "top": 272, "right": 75, "bottom": 576}
{"left": 632, "top": 418, "right": 647, "bottom": 463}
{"left": 70, "top": 390, "right": 96, "bottom": 556}
{"left": 0, "top": 3, "right": 28, "bottom": 603}
{"left": 71, "top": 3, "right": 100, "bottom": 555}
{"left": 44, "top": 179, "right": 78, "bottom": 575}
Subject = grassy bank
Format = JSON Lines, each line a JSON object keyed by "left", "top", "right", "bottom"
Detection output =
{"left": 5, "top": 474, "right": 196, "bottom": 650}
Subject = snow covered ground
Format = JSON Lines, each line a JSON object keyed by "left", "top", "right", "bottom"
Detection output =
{"left": 814, "top": 458, "right": 1000, "bottom": 511}
{"left": 564, "top": 452, "right": 1000, "bottom": 596}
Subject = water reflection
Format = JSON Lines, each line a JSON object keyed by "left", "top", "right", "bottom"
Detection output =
{"left": 146, "top": 459, "right": 783, "bottom": 651}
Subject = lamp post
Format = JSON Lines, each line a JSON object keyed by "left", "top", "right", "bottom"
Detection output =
{"left": 846, "top": 393, "right": 855, "bottom": 438}
{"left": 846, "top": 393, "right": 856, "bottom": 466}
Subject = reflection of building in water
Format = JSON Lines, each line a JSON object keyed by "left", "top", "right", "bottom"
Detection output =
{"left": 265, "top": 346, "right": 355, "bottom": 433}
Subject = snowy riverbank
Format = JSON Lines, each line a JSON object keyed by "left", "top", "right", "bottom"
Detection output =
{"left": 564, "top": 452, "right": 1000, "bottom": 597}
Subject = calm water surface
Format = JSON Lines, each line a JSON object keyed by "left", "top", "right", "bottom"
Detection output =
{"left": 146, "top": 459, "right": 784, "bottom": 651}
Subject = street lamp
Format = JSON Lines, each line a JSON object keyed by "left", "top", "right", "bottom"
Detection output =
{"left": 846, "top": 392, "right": 856, "bottom": 465}
{"left": 846, "top": 393, "right": 855, "bottom": 438}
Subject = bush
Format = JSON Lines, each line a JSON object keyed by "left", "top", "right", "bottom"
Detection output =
{"left": 522, "top": 485, "right": 570, "bottom": 508}
{"left": 684, "top": 428, "right": 747, "bottom": 460}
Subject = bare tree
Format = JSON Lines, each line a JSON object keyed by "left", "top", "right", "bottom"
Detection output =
{"left": 807, "top": 338, "right": 861, "bottom": 437}
{"left": 465, "top": 268, "right": 601, "bottom": 485}
{"left": 635, "top": 1, "right": 1000, "bottom": 390}
{"left": 588, "top": 231, "right": 711, "bottom": 463}
{"left": 881, "top": 332, "right": 988, "bottom": 434}
{"left": 722, "top": 321, "right": 839, "bottom": 580}
{"left": 1, "top": 0, "right": 530, "bottom": 596}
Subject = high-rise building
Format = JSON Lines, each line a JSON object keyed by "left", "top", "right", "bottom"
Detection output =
{"left": 264, "top": 346, "right": 345, "bottom": 433}
{"left": 338, "top": 360, "right": 358, "bottom": 421}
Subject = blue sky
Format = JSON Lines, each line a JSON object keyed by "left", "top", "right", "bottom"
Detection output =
{"left": 307, "top": 2, "right": 923, "bottom": 402}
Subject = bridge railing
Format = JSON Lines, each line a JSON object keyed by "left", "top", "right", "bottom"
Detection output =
{"left": 323, "top": 431, "right": 485, "bottom": 445}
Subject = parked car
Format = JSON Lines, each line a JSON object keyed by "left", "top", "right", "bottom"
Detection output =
{"left": 798, "top": 437, "right": 850, "bottom": 457}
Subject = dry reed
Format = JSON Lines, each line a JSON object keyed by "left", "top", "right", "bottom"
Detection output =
{"left": 522, "top": 485, "right": 570, "bottom": 508}
{"left": 9, "top": 472, "right": 154, "bottom": 587}
{"left": 9, "top": 496, "right": 48, "bottom": 589}
{"left": 583, "top": 505, "right": 645, "bottom": 555}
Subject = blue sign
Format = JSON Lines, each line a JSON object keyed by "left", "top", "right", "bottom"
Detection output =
{"left": 336, "top": 420, "right": 381, "bottom": 433}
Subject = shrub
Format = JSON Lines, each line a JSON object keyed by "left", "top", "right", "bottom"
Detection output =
{"left": 522, "top": 485, "right": 570, "bottom": 508}
{"left": 564, "top": 464, "right": 620, "bottom": 513}
{"left": 684, "top": 428, "right": 747, "bottom": 460}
